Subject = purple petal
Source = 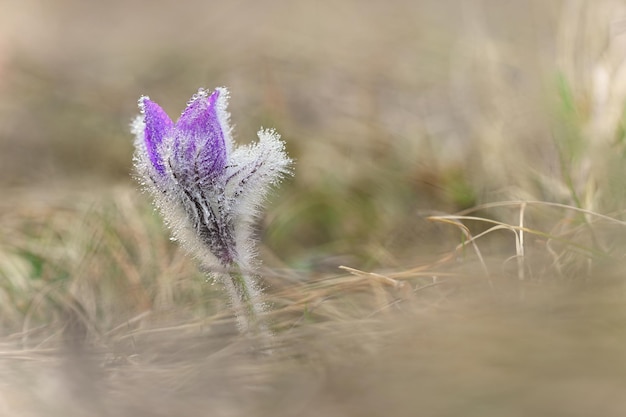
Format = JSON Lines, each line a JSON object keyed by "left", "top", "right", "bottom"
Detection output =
{"left": 174, "top": 90, "right": 227, "bottom": 180}
{"left": 141, "top": 97, "right": 173, "bottom": 175}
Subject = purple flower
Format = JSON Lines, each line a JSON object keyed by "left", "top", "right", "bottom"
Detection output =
{"left": 132, "top": 87, "right": 291, "bottom": 270}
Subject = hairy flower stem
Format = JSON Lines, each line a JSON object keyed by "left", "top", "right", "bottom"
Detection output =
{"left": 215, "top": 264, "right": 271, "bottom": 345}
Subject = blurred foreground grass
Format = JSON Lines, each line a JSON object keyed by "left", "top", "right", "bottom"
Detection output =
{"left": 4, "top": 0, "right": 626, "bottom": 415}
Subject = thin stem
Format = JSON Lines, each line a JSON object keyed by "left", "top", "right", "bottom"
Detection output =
{"left": 215, "top": 264, "right": 272, "bottom": 349}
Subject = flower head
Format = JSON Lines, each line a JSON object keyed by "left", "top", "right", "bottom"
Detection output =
{"left": 132, "top": 87, "right": 291, "bottom": 270}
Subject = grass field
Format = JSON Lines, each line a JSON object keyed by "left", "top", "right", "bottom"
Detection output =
{"left": 3, "top": 0, "right": 626, "bottom": 415}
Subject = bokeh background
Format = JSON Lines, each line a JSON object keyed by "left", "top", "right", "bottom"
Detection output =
{"left": 4, "top": 1, "right": 626, "bottom": 415}
{"left": 2, "top": 0, "right": 606, "bottom": 267}
{"left": 4, "top": 0, "right": 626, "bottom": 266}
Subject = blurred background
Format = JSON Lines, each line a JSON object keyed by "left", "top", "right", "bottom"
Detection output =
{"left": 1, "top": 0, "right": 626, "bottom": 341}
{"left": 3, "top": 0, "right": 626, "bottom": 322}
{"left": 7, "top": 0, "right": 626, "bottom": 269}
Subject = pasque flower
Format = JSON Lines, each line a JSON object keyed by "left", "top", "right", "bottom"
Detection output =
{"left": 132, "top": 87, "right": 291, "bottom": 334}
